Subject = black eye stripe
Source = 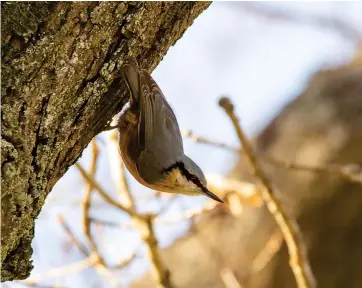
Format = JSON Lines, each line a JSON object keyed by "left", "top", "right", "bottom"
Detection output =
{"left": 164, "top": 162, "right": 206, "bottom": 191}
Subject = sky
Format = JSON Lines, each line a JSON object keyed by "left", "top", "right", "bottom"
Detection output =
{"left": 7, "top": 2, "right": 362, "bottom": 288}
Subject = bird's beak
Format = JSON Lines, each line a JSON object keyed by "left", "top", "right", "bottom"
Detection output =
{"left": 203, "top": 188, "right": 224, "bottom": 203}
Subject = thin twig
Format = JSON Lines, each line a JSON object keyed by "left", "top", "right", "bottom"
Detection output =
{"left": 262, "top": 156, "right": 362, "bottom": 184}
{"left": 206, "top": 174, "right": 263, "bottom": 208}
{"left": 181, "top": 128, "right": 362, "bottom": 184}
{"left": 134, "top": 215, "right": 173, "bottom": 288}
{"left": 181, "top": 128, "right": 238, "bottom": 152}
{"left": 90, "top": 217, "right": 134, "bottom": 230}
{"left": 220, "top": 267, "right": 243, "bottom": 288}
{"left": 90, "top": 200, "right": 219, "bottom": 229}
{"left": 21, "top": 257, "right": 94, "bottom": 284}
{"left": 76, "top": 140, "right": 138, "bottom": 286}
{"left": 82, "top": 140, "right": 103, "bottom": 257}
{"left": 75, "top": 162, "right": 139, "bottom": 218}
{"left": 252, "top": 230, "right": 284, "bottom": 273}
{"left": 57, "top": 215, "right": 120, "bottom": 287}
{"left": 57, "top": 215, "right": 89, "bottom": 255}
{"left": 15, "top": 282, "right": 66, "bottom": 288}
{"left": 110, "top": 251, "right": 138, "bottom": 269}
{"left": 219, "top": 97, "right": 315, "bottom": 288}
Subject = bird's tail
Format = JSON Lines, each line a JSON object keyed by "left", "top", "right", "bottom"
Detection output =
{"left": 121, "top": 56, "right": 141, "bottom": 104}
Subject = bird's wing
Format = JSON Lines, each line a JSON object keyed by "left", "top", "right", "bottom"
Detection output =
{"left": 136, "top": 69, "right": 184, "bottom": 183}
{"left": 120, "top": 56, "right": 141, "bottom": 103}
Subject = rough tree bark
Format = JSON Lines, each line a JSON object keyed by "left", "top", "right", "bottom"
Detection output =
{"left": 132, "top": 59, "right": 362, "bottom": 287}
{"left": 1, "top": 1, "right": 211, "bottom": 281}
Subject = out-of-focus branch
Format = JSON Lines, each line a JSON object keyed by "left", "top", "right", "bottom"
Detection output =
{"left": 252, "top": 230, "right": 284, "bottom": 273}
{"left": 57, "top": 215, "right": 89, "bottom": 256}
{"left": 181, "top": 129, "right": 362, "bottom": 184}
{"left": 91, "top": 200, "right": 220, "bottom": 229}
{"left": 81, "top": 140, "right": 104, "bottom": 262}
{"left": 134, "top": 215, "right": 173, "bottom": 288}
{"left": 90, "top": 217, "right": 134, "bottom": 230}
{"left": 220, "top": 267, "right": 243, "bottom": 288}
{"left": 104, "top": 130, "right": 174, "bottom": 288}
{"left": 110, "top": 251, "right": 138, "bottom": 270}
{"left": 263, "top": 156, "right": 362, "bottom": 184}
{"left": 77, "top": 140, "right": 125, "bottom": 285}
{"left": 15, "top": 282, "right": 66, "bottom": 288}
{"left": 219, "top": 97, "right": 315, "bottom": 288}
{"left": 19, "top": 257, "right": 94, "bottom": 285}
{"left": 75, "top": 163, "right": 139, "bottom": 218}
{"left": 206, "top": 174, "right": 263, "bottom": 212}
{"left": 181, "top": 128, "right": 238, "bottom": 152}
{"left": 57, "top": 216, "right": 120, "bottom": 287}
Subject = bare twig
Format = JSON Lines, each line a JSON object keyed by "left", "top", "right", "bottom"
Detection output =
{"left": 57, "top": 215, "right": 120, "bottom": 287}
{"left": 181, "top": 128, "right": 238, "bottom": 152}
{"left": 110, "top": 251, "right": 138, "bottom": 269}
{"left": 75, "top": 139, "right": 139, "bottom": 286}
{"left": 220, "top": 267, "right": 243, "bottom": 288}
{"left": 57, "top": 215, "right": 89, "bottom": 256}
{"left": 90, "top": 217, "right": 134, "bottom": 230}
{"left": 206, "top": 174, "right": 263, "bottom": 208}
{"left": 134, "top": 215, "right": 173, "bottom": 288}
{"left": 225, "top": 192, "right": 244, "bottom": 217}
{"left": 15, "top": 282, "right": 66, "bottom": 288}
{"left": 252, "top": 230, "right": 284, "bottom": 273}
{"left": 82, "top": 140, "right": 103, "bottom": 258}
{"left": 219, "top": 97, "right": 315, "bottom": 288}
{"left": 181, "top": 128, "right": 362, "bottom": 184}
{"left": 75, "top": 162, "right": 139, "bottom": 218}
{"left": 261, "top": 155, "right": 362, "bottom": 184}
{"left": 91, "top": 200, "right": 219, "bottom": 228}
{"left": 20, "top": 257, "right": 94, "bottom": 284}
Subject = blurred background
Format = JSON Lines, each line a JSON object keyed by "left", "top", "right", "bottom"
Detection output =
{"left": 6, "top": 2, "right": 362, "bottom": 288}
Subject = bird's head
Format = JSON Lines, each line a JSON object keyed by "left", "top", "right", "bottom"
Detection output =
{"left": 160, "top": 155, "right": 223, "bottom": 203}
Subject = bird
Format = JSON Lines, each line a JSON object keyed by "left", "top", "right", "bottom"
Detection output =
{"left": 116, "top": 56, "right": 223, "bottom": 203}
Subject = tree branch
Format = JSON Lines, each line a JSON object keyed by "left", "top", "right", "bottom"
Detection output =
{"left": 57, "top": 216, "right": 120, "bottom": 287}
{"left": 219, "top": 97, "right": 316, "bottom": 288}
{"left": 181, "top": 129, "right": 362, "bottom": 184}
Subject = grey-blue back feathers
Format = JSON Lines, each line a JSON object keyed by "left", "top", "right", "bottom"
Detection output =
{"left": 121, "top": 57, "right": 184, "bottom": 183}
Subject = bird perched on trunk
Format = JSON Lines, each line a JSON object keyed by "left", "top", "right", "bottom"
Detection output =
{"left": 117, "top": 56, "right": 223, "bottom": 203}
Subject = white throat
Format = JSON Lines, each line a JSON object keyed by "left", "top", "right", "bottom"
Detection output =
{"left": 170, "top": 168, "right": 200, "bottom": 192}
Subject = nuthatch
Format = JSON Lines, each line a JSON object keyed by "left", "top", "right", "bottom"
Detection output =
{"left": 117, "top": 56, "right": 223, "bottom": 203}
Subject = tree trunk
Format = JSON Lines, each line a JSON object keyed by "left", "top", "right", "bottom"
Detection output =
{"left": 1, "top": 1, "right": 210, "bottom": 281}
{"left": 131, "top": 61, "right": 362, "bottom": 287}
